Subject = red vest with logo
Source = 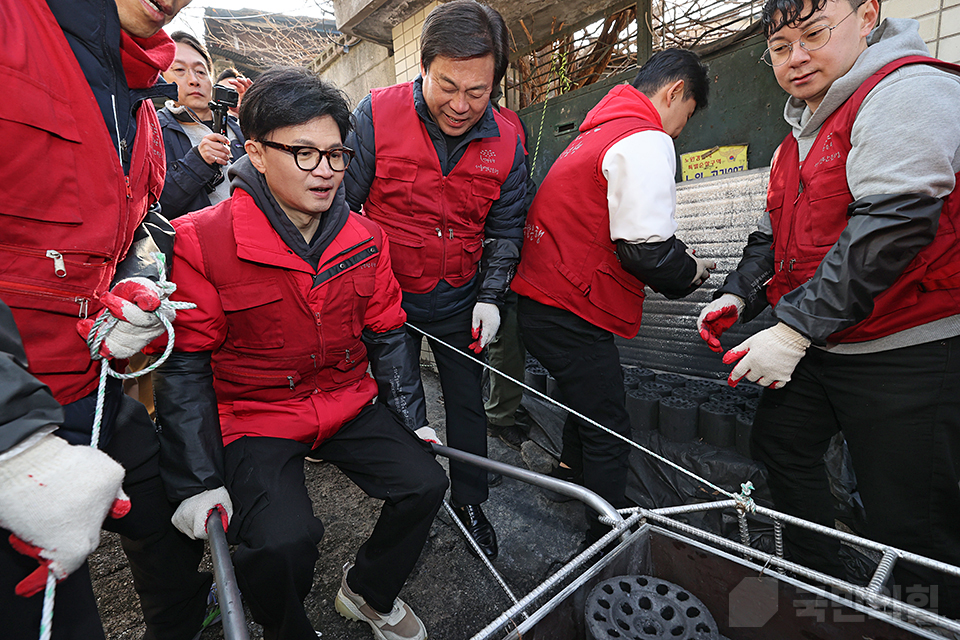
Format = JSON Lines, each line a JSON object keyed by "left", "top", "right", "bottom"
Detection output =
{"left": 512, "top": 114, "right": 661, "bottom": 339}
{"left": 766, "top": 56, "right": 960, "bottom": 343}
{"left": 184, "top": 191, "right": 397, "bottom": 445}
{"left": 0, "top": 0, "right": 167, "bottom": 403}
{"left": 364, "top": 82, "right": 516, "bottom": 293}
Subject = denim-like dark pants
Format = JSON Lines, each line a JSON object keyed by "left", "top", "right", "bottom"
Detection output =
{"left": 517, "top": 296, "right": 631, "bottom": 543}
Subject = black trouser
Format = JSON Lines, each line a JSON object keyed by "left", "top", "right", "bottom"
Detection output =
{"left": 752, "top": 336, "right": 960, "bottom": 617}
{"left": 405, "top": 308, "right": 489, "bottom": 505}
{"left": 224, "top": 403, "right": 447, "bottom": 640}
{"left": 1, "top": 380, "right": 210, "bottom": 640}
{"left": 517, "top": 296, "right": 631, "bottom": 542}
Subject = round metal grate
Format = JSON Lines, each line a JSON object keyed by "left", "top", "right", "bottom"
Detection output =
{"left": 585, "top": 575, "right": 719, "bottom": 640}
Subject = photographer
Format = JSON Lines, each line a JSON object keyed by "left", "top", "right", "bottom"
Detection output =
{"left": 159, "top": 31, "right": 246, "bottom": 219}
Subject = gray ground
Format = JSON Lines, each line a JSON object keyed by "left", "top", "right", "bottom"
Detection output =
{"left": 90, "top": 368, "right": 586, "bottom": 640}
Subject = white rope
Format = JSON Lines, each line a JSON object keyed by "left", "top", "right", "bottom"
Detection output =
{"left": 405, "top": 322, "right": 757, "bottom": 513}
{"left": 39, "top": 256, "right": 195, "bottom": 640}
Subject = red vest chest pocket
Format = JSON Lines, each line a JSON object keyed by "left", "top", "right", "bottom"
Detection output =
{"left": 463, "top": 176, "right": 501, "bottom": 224}
{"left": 801, "top": 164, "right": 852, "bottom": 248}
{"left": 373, "top": 156, "right": 418, "bottom": 212}
{"left": 219, "top": 278, "right": 285, "bottom": 349}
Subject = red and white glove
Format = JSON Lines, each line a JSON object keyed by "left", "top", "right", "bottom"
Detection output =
{"left": 77, "top": 277, "right": 176, "bottom": 360}
{"left": 723, "top": 322, "right": 810, "bottom": 389}
{"left": 469, "top": 302, "right": 500, "bottom": 354}
{"left": 171, "top": 487, "right": 233, "bottom": 540}
{"left": 697, "top": 294, "right": 746, "bottom": 353}
{"left": 0, "top": 434, "right": 129, "bottom": 597}
{"left": 414, "top": 426, "right": 442, "bottom": 445}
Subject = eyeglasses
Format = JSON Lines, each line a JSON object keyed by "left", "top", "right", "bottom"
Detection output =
{"left": 258, "top": 140, "right": 355, "bottom": 172}
{"left": 761, "top": 5, "right": 860, "bottom": 67}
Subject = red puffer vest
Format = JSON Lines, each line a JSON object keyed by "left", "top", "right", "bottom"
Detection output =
{"left": 512, "top": 84, "right": 662, "bottom": 339}
{"left": 363, "top": 82, "right": 516, "bottom": 293}
{"left": 178, "top": 190, "right": 404, "bottom": 446}
{"left": 0, "top": 0, "right": 167, "bottom": 403}
{"left": 766, "top": 56, "right": 960, "bottom": 343}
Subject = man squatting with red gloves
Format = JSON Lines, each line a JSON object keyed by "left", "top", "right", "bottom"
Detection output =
{"left": 698, "top": 0, "right": 960, "bottom": 617}
{"left": 152, "top": 67, "right": 448, "bottom": 640}
{"left": 0, "top": 0, "right": 224, "bottom": 639}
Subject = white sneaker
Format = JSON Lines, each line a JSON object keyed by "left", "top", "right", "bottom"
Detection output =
{"left": 334, "top": 563, "right": 427, "bottom": 640}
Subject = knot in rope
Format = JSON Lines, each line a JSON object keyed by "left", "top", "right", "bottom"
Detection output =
{"left": 735, "top": 481, "right": 757, "bottom": 514}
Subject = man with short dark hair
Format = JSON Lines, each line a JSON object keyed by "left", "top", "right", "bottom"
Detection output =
{"left": 158, "top": 31, "right": 246, "bottom": 219}
{"left": 512, "top": 48, "right": 714, "bottom": 546}
{"left": 0, "top": 0, "right": 218, "bottom": 639}
{"left": 344, "top": 0, "right": 526, "bottom": 560}
{"left": 154, "top": 66, "right": 448, "bottom": 640}
{"left": 697, "top": 0, "right": 960, "bottom": 616}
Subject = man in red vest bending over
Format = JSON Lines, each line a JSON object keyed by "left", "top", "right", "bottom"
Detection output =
{"left": 697, "top": 0, "right": 960, "bottom": 617}
{"left": 344, "top": 0, "right": 527, "bottom": 560}
{"left": 512, "top": 49, "right": 715, "bottom": 547}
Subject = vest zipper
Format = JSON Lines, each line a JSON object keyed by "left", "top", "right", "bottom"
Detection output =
{"left": 46, "top": 250, "right": 67, "bottom": 278}
{"left": 0, "top": 282, "right": 91, "bottom": 318}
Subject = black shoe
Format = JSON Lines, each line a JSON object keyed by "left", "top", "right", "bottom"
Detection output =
{"left": 487, "top": 471, "right": 503, "bottom": 487}
{"left": 452, "top": 502, "right": 498, "bottom": 560}
{"left": 541, "top": 465, "right": 583, "bottom": 503}
{"left": 487, "top": 423, "right": 527, "bottom": 451}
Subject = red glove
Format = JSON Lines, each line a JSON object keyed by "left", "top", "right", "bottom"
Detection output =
{"left": 697, "top": 294, "right": 745, "bottom": 353}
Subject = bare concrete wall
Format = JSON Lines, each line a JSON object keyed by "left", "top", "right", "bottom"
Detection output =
{"left": 313, "top": 39, "right": 396, "bottom": 110}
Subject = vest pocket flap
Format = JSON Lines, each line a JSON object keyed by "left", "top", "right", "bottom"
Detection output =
{"left": 215, "top": 364, "right": 300, "bottom": 388}
{"left": 589, "top": 263, "right": 643, "bottom": 323}
{"left": 0, "top": 73, "right": 82, "bottom": 143}
{"left": 471, "top": 177, "right": 502, "bottom": 200}
{"left": 375, "top": 156, "right": 418, "bottom": 182}
{"left": 805, "top": 165, "right": 850, "bottom": 201}
{"left": 220, "top": 279, "right": 283, "bottom": 311}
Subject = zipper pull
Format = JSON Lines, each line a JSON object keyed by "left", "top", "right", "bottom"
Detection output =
{"left": 124, "top": 176, "right": 132, "bottom": 199}
{"left": 449, "top": 229, "right": 454, "bottom": 240}
{"left": 788, "top": 258, "right": 796, "bottom": 272}
{"left": 287, "top": 375, "right": 295, "bottom": 390}
{"left": 345, "top": 348, "right": 351, "bottom": 363}
{"left": 76, "top": 297, "right": 89, "bottom": 319}
{"left": 435, "top": 227, "right": 442, "bottom": 238}
{"left": 46, "top": 250, "right": 66, "bottom": 277}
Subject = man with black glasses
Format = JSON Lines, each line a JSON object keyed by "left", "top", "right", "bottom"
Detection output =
{"left": 153, "top": 67, "right": 448, "bottom": 640}
{"left": 697, "top": 0, "right": 960, "bottom": 617}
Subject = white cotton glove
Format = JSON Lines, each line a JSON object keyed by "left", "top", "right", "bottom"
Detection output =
{"left": 172, "top": 487, "right": 233, "bottom": 540}
{"left": 77, "top": 277, "right": 176, "bottom": 359}
{"left": 697, "top": 294, "right": 746, "bottom": 353}
{"left": 0, "top": 434, "right": 130, "bottom": 597}
{"left": 469, "top": 302, "right": 500, "bottom": 354}
{"left": 415, "top": 426, "right": 442, "bottom": 445}
{"left": 723, "top": 322, "right": 811, "bottom": 389}
{"left": 686, "top": 247, "right": 716, "bottom": 287}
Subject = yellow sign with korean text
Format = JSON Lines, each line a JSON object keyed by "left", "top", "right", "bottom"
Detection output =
{"left": 681, "top": 145, "right": 748, "bottom": 181}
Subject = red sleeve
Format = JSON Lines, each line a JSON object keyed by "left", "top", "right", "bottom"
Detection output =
{"left": 161, "top": 217, "right": 228, "bottom": 353}
{"left": 362, "top": 232, "right": 407, "bottom": 334}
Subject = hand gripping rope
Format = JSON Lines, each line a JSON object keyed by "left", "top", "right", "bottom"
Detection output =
{"left": 38, "top": 255, "right": 196, "bottom": 640}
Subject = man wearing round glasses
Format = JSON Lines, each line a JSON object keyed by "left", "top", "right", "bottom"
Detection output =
{"left": 696, "top": 0, "right": 960, "bottom": 617}
{"left": 152, "top": 67, "right": 447, "bottom": 640}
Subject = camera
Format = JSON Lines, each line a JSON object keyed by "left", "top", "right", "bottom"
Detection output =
{"left": 209, "top": 85, "right": 239, "bottom": 136}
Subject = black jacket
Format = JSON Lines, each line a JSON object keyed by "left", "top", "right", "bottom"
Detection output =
{"left": 344, "top": 77, "right": 527, "bottom": 322}
{"left": 158, "top": 108, "right": 246, "bottom": 219}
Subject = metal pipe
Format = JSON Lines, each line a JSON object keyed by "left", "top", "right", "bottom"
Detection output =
{"left": 430, "top": 443, "right": 625, "bottom": 528}
{"left": 206, "top": 511, "right": 249, "bottom": 640}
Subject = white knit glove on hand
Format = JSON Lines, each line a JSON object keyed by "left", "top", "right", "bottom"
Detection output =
{"left": 469, "top": 302, "right": 500, "bottom": 353}
{"left": 171, "top": 487, "right": 233, "bottom": 540}
{"left": 686, "top": 247, "right": 716, "bottom": 286}
{"left": 77, "top": 277, "right": 176, "bottom": 359}
{"left": 0, "top": 434, "right": 129, "bottom": 597}
{"left": 723, "top": 322, "right": 811, "bottom": 389}
{"left": 414, "top": 426, "right": 442, "bottom": 445}
{"left": 697, "top": 294, "right": 746, "bottom": 353}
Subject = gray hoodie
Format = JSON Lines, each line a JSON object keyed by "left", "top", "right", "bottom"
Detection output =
{"left": 753, "top": 19, "right": 960, "bottom": 353}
